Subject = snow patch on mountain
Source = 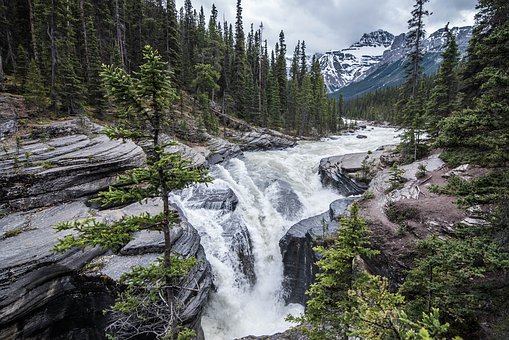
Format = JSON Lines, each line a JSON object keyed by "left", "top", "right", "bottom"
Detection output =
{"left": 322, "top": 26, "right": 473, "bottom": 95}
{"left": 319, "top": 29, "right": 395, "bottom": 93}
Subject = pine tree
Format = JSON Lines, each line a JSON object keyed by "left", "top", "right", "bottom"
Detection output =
{"left": 404, "top": 0, "right": 430, "bottom": 100}
{"left": 166, "top": 0, "right": 183, "bottom": 85}
{"left": 53, "top": 46, "right": 211, "bottom": 339}
{"left": 400, "top": 0, "right": 430, "bottom": 161}
{"left": 288, "top": 202, "right": 378, "bottom": 339}
{"left": 24, "top": 58, "right": 49, "bottom": 111}
{"left": 426, "top": 24, "right": 460, "bottom": 136}
{"left": 15, "top": 45, "right": 29, "bottom": 90}
{"left": 231, "top": 0, "right": 248, "bottom": 118}
{"left": 438, "top": 0, "right": 509, "bottom": 166}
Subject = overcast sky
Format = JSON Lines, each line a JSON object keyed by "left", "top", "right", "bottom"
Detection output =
{"left": 175, "top": 0, "right": 478, "bottom": 54}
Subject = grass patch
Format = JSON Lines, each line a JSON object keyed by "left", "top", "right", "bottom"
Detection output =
{"left": 4, "top": 228, "right": 23, "bottom": 238}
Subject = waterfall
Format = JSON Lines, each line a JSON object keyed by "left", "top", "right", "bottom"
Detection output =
{"left": 171, "top": 126, "right": 400, "bottom": 339}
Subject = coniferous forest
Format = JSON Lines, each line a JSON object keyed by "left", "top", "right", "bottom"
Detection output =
{"left": 0, "top": 0, "right": 340, "bottom": 136}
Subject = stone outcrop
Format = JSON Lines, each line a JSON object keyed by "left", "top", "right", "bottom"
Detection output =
{"left": 318, "top": 146, "right": 397, "bottom": 197}
{"left": 0, "top": 198, "right": 213, "bottom": 339}
{"left": 203, "top": 135, "right": 243, "bottom": 165}
{"left": 279, "top": 197, "right": 356, "bottom": 305}
{"left": 0, "top": 133, "right": 146, "bottom": 212}
{"left": 0, "top": 94, "right": 26, "bottom": 139}
{"left": 227, "top": 128, "right": 297, "bottom": 152}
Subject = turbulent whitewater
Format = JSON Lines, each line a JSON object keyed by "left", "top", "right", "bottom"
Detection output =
{"left": 171, "top": 126, "right": 400, "bottom": 339}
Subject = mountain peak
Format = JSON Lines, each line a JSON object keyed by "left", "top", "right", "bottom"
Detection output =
{"left": 354, "top": 30, "right": 395, "bottom": 48}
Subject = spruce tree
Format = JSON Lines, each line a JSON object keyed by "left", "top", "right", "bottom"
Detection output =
{"left": 53, "top": 46, "right": 211, "bottom": 339}
{"left": 24, "top": 58, "right": 49, "bottom": 111}
{"left": 288, "top": 202, "right": 378, "bottom": 339}
{"left": 426, "top": 24, "right": 460, "bottom": 136}
{"left": 438, "top": 0, "right": 509, "bottom": 166}
{"left": 232, "top": 0, "right": 248, "bottom": 118}
{"left": 401, "top": 0, "right": 430, "bottom": 161}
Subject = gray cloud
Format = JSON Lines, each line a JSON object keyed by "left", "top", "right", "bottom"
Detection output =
{"left": 176, "top": 0, "right": 477, "bottom": 54}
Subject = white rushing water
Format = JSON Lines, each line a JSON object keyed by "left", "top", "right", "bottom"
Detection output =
{"left": 171, "top": 126, "right": 400, "bottom": 339}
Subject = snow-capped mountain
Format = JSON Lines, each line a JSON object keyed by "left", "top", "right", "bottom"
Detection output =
{"left": 320, "top": 29, "right": 395, "bottom": 93}
{"left": 322, "top": 26, "right": 473, "bottom": 97}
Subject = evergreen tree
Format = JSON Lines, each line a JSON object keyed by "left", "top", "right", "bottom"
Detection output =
{"left": 24, "top": 58, "right": 49, "bottom": 111}
{"left": 53, "top": 46, "right": 211, "bottom": 338}
{"left": 438, "top": 0, "right": 509, "bottom": 166}
{"left": 289, "top": 203, "right": 378, "bottom": 339}
{"left": 426, "top": 24, "right": 460, "bottom": 135}
{"left": 404, "top": 0, "right": 430, "bottom": 100}
{"left": 232, "top": 0, "right": 248, "bottom": 118}
{"left": 400, "top": 0, "right": 430, "bottom": 161}
{"left": 166, "top": 0, "right": 183, "bottom": 85}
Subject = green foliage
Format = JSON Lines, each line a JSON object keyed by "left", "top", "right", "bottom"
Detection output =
{"left": 52, "top": 214, "right": 152, "bottom": 253}
{"left": 425, "top": 24, "right": 460, "bottom": 136}
{"left": 384, "top": 202, "right": 419, "bottom": 224}
{"left": 437, "top": 0, "right": 509, "bottom": 167}
{"left": 4, "top": 228, "right": 24, "bottom": 238}
{"left": 401, "top": 232, "right": 509, "bottom": 334}
{"left": 361, "top": 191, "right": 375, "bottom": 200}
{"left": 415, "top": 163, "right": 427, "bottom": 179}
{"left": 347, "top": 274, "right": 452, "bottom": 340}
{"left": 24, "top": 59, "right": 50, "bottom": 111}
{"left": 107, "top": 256, "right": 198, "bottom": 339}
{"left": 288, "top": 202, "right": 379, "bottom": 339}
{"left": 386, "top": 164, "right": 406, "bottom": 192}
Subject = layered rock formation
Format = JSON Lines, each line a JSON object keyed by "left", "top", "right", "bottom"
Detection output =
{"left": 0, "top": 129, "right": 146, "bottom": 212}
{"left": 318, "top": 149, "right": 389, "bottom": 196}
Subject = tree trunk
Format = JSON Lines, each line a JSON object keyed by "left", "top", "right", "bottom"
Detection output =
{"left": 79, "top": 0, "right": 90, "bottom": 81}
{"left": 114, "top": 0, "right": 126, "bottom": 70}
{"left": 27, "top": 0, "right": 38, "bottom": 62}
{"left": 0, "top": 53, "right": 4, "bottom": 91}
{"left": 48, "top": 0, "right": 58, "bottom": 109}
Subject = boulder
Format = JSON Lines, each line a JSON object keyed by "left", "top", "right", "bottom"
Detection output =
{"left": 318, "top": 147, "right": 398, "bottom": 197}
{"left": 228, "top": 128, "right": 297, "bottom": 151}
{"left": 0, "top": 94, "right": 26, "bottom": 139}
{"left": 0, "top": 134, "right": 146, "bottom": 212}
{"left": 205, "top": 136, "right": 242, "bottom": 165}
{"left": 279, "top": 197, "right": 356, "bottom": 305}
{"left": 186, "top": 186, "right": 238, "bottom": 212}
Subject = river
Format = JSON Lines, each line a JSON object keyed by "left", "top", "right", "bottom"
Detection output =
{"left": 171, "top": 126, "right": 400, "bottom": 339}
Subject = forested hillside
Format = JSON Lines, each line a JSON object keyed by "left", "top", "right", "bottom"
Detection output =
{"left": 0, "top": 0, "right": 341, "bottom": 137}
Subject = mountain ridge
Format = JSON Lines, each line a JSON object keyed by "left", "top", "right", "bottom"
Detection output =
{"left": 321, "top": 26, "right": 473, "bottom": 99}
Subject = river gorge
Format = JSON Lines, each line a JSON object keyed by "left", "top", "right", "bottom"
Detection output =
{"left": 172, "top": 126, "right": 400, "bottom": 339}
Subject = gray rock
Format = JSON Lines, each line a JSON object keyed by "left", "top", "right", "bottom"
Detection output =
{"left": 0, "top": 198, "right": 213, "bottom": 339}
{"left": 356, "top": 134, "right": 368, "bottom": 139}
{"left": 279, "top": 197, "right": 356, "bottom": 305}
{"left": 206, "top": 136, "right": 242, "bottom": 165}
{"left": 187, "top": 186, "right": 238, "bottom": 212}
{"left": 0, "top": 94, "right": 25, "bottom": 139}
{"left": 95, "top": 221, "right": 213, "bottom": 332}
{"left": 0, "top": 134, "right": 146, "bottom": 212}
{"left": 185, "top": 185, "right": 256, "bottom": 285}
{"left": 230, "top": 128, "right": 297, "bottom": 152}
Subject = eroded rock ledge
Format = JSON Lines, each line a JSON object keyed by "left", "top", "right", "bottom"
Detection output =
{"left": 279, "top": 197, "right": 356, "bottom": 305}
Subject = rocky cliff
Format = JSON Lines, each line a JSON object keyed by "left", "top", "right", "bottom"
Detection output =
{"left": 279, "top": 197, "right": 356, "bottom": 305}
